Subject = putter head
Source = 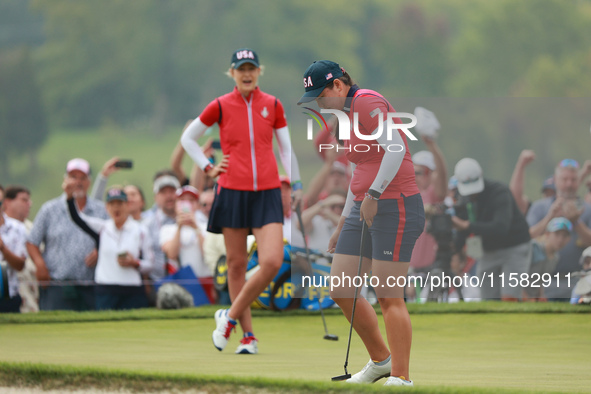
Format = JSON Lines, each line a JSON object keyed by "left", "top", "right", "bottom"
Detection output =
{"left": 324, "top": 334, "right": 339, "bottom": 341}
{"left": 331, "top": 373, "right": 351, "bottom": 381}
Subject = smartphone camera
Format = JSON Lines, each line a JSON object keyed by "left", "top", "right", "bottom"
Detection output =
{"left": 114, "top": 160, "right": 133, "bottom": 169}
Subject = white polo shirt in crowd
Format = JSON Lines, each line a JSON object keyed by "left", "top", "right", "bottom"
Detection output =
{"left": 0, "top": 213, "right": 28, "bottom": 297}
{"left": 82, "top": 215, "right": 153, "bottom": 286}
{"left": 195, "top": 210, "right": 208, "bottom": 234}
{"left": 159, "top": 224, "right": 211, "bottom": 277}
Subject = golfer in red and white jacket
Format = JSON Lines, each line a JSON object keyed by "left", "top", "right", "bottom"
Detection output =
{"left": 181, "top": 48, "right": 302, "bottom": 355}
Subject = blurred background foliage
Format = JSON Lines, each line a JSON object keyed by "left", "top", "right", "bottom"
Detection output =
{"left": 1, "top": 0, "right": 590, "bottom": 213}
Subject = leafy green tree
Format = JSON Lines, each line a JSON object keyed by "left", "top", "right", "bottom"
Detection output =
{"left": 0, "top": 47, "right": 49, "bottom": 178}
{"left": 516, "top": 50, "right": 591, "bottom": 97}
{"left": 448, "top": 0, "right": 591, "bottom": 96}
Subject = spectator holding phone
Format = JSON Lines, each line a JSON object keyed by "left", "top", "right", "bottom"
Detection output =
{"left": 63, "top": 180, "right": 153, "bottom": 310}
{"left": 90, "top": 157, "right": 131, "bottom": 201}
{"left": 160, "top": 186, "right": 214, "bottom": 302}
{"left": 89, "top": 157, "right": 147, "bottom": 222}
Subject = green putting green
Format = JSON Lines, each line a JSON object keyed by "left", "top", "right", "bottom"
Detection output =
{"left": 0, "top": 311, "right": 589, "bottom": 392}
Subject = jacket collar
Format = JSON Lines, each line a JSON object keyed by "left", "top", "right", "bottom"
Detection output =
{"left": 343, "top": 84, "right": 360, "bottom": 113}
{"left": 233, "top": 86, "right": 260, "bottom": 102}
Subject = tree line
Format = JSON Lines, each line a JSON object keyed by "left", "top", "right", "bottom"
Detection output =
{"left": 1, "top": 0, "right": 590, "bottom": 180}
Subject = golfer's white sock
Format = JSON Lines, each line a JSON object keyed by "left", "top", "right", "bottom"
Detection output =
{"left": 373, "top": 355, "right": 391, "bottom": 366}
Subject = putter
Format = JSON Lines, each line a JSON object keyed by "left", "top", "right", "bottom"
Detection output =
{"left": 332, "top": 221, "right": 367, "bottom": 381}
{"left": 294, "top": 205, "right": 339, "bottom": 341}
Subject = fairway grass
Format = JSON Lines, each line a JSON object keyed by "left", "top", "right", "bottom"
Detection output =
{"left": 1, "top": 311, "right": 589, "bottom": 393}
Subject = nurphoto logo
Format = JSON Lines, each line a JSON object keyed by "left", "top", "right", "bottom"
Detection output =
{"left": 303, "top": 107, "right": 418, "bottom": 153}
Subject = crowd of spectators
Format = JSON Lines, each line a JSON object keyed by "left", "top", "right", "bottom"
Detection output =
{"left": 0, "top": 124, "right": 225, "bottom": 313}
{"left": 1, "top": 110, "right": 591, "bottom": 314}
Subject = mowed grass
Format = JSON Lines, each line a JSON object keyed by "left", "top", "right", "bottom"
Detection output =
{"left": 0, "top": 312, "right": 589, "bottom": 393}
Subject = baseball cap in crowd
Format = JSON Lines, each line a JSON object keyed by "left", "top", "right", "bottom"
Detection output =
{"left": 153, "top": 175, "right": 181, "bottom": 194}
{"left": 557, "top": 158, "right": 579, "bottom": 169}
{"left": 66, "top": 158, "right": 91, "bottom": 176}
{"left": 454, "top": 158, "right": 484, "bottom": 196}
{"left": 106, "top": 187, "right": 127, "bottom": 203}
{"left": 176, "top": 185, "right": 199, "bottom": 200}
{"left": 541, "top": 176, "right": 555, "bottom": 192}
{"left": 580, "top": 246, "right": 591, "bottom": 265}
{"left": 279, "top": 175, "right": 291, "bottom": 186}
{"left": 298, "top": 60, "right": 344, "bottom": 105}
{"left": 231, "top": 48, "right": 259, "bottom": 69}
{"left": 412, "top": 151, "right": 436, "bottom": 171}
{"left": 546, "top": 217, "right": 573, "bottom": 234}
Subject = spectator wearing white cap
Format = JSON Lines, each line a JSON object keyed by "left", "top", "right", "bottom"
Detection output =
{"left": 526, "top": 159, "right": 591, "bottom": 299}
{"left": 160, "top": 185, "right": 214, "bottom": 303}
{"left": 63, "top": 181, "right": 153, "bottom": 310}
{"left": 143, "top": 170, "right": 180, "bottom": 290}
{"left": 524, "top": 217, "right": 572, "bottom": 301}
{"left": 451, "top": 158, "right": 531, "bottom": 301}
{"left": 409, "top": 135, "right": 448, "bottom": 275}
{"left": 26, "top": 158, "right": 108, "bottom": 311}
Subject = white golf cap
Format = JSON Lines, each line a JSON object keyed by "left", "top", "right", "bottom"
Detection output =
{"left": 66, "top": 158, "right": 91, "bottom": 175}
{"left": 580, "top": 246, "right": 591, "bottom": 265}
{"left": 153, "top": 175, "right": 181, "bottom": 194}
{"left": 412, "top": 151, "right": 436, "bottom": 171}
{"left": 454, "top": 158, "right": 484, "bottom": 196}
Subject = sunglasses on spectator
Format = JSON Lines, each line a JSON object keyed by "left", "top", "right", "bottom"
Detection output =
{"left": 559, "top": 159, "right": 580, "bottom": 169}
{"left": 415, "top": 171, "right": 425, "bottom": 176}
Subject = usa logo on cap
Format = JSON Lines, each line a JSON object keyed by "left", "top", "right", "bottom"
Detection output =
{"left": 236, "top": 50, "right": 255, "bottom": 60}
{"left": 325, "top": 73, "right": 333, "bottom": 80}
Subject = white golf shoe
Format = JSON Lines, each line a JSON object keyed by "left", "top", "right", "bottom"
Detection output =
{"left": 235, "top": 336, "right": 258, "bottom": 354}
{"left": 383, "top": 376, "right": 414, "bottom": 387}
{"left": 212, "top": 309, "right": 236, "bottom": 351}
{"left": 346, "top": 358, "right": 391, "bottom": 383}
